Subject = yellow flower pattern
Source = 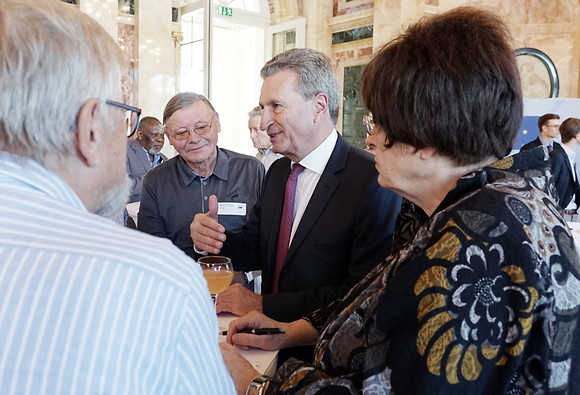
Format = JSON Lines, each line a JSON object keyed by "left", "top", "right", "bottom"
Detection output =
{"left": 415, "top": 223, "right": 538, "bottom": 385}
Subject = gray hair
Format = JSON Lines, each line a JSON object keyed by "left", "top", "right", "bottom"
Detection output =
{"left": 247, "top": 106, "right": 262, "bottom": 118}
{"left": 163, "top": 92, "right": 215, "bottom": 125}
{"left": 0, "top": 0, "right": 127, "bottom": 164}
{"left": 261, "top": 48, "right": 339, "bottom": 124}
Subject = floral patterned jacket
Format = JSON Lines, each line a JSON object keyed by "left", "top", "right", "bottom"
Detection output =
{"left": 267, "top": 148, "right": 580, "bottom": 394}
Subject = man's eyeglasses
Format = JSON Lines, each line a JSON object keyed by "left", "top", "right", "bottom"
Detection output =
{"left": 169, "top": 112, "right": 217, "bottom": 141}
{"left": 106, "top": 99, "right": 142, "bottom": 137}
{"left": 363, "top": 113, "right": 375, "bottom": 135}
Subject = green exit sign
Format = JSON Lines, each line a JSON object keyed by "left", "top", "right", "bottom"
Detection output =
{"left": 218, "top": 6, "right": 233, "bottom": 17}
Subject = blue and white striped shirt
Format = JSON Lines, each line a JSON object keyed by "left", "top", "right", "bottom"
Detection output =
{"left": 0, "top": 153, "right": 235, "bottom": 394}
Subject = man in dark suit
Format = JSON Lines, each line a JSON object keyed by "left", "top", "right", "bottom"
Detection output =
{"left": 550, "top": 117, "right": 580, "bottom": 220}
{"left": 191, "top": 48, "right": 402, "bottom": 323}
{"left": 520, "top": 113, "right": 561, "bottom": 153}
{"left": 126, "top": 116, "right": 167, "bottom": 202}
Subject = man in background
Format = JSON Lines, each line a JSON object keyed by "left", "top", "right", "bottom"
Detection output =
{"left": 520, "top": 113, "right": 561, "bottom": 152}
{"left": 139, "top": 92, "right": 264, "bottom": 258}
{"left": 0, "top": 0, "right": 234, "bottom": 393}
{"left": 550, "top": 117, "right": 580, "bottom": 221}
{"left": 248, "top": 105, "right": 282, "bottom": 171}
{"left": 126, "top": 116, "right": 167, "bottom": 203}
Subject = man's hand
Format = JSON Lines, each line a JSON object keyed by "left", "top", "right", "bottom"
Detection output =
{"left": 190, "top": 195, "right": 226, "bottom": 254}
{"left": 219, "top": 342, "right": 261, "bottom": 394}
{"left": 216, "top": 283, "right": 263, "bottom": 316}
{"left": 226, "top": 310, "right": 319, "bottom": 352}
{"left": 226, "top": 310, "right": 288, "bottom": 351}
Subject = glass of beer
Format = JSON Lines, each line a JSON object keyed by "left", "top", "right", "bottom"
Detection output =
{"left": 198, "top": 256, "right": 233, "bottom": 306}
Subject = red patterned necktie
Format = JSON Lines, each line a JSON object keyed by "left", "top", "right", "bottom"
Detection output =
{"left": 272, "top": 163, "right": 305, "bottom": 294}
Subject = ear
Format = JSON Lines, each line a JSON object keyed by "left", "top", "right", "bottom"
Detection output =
{"left": 76, "top": 98, "right": 103, "bottom": 168}
{"left": 164, "top": 128, "right": 177, "bottom": 147}
{"left": 214, "top": 112, "right": 222, "bottom": 133}
{"left": 312, "top": 92, "right": 329, "bottom": 123}
{"left": 418, "top": 146, "right": 437, "bottom": 160}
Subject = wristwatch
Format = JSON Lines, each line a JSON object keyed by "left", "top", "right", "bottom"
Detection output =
{"left": 246, "top": 375, "right": 270, "bottom": 395}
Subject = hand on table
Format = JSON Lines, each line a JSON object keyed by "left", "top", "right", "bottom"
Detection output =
{"left": 190, "top": 195, "right": 226, "bottom": 254}
{"left": 226, "top": 310, "right": 289, "bottom": 352}
{"left": 216, "top": 283, "right": 262, "bottom": 316}
{"left": 219, "top": 342, "right": 261, "bottom": 395}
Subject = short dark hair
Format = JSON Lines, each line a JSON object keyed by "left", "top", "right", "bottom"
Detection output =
{"left": 538, "top": 113, "right": 560, "bottom": 131}
{"left": 559, "top": 118, "right": 580, "bottom": 143}
{"left": 137, "top": 116, "right": 160, "bottom": 132}
{"left": 361, "top": 7, "right": 523, "bottom": 166}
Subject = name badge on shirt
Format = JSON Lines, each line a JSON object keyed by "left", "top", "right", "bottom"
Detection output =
{"left": 218, "top": 202, "right": 247, "bottom": 216}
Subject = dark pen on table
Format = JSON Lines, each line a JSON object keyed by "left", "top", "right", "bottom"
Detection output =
{"left": 219, "top": 327, "right": 285, "bottom": 336}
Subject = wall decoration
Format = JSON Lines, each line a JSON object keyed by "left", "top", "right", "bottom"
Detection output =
{"left": 515, "top": 47, "right": 559, "bottom": 98}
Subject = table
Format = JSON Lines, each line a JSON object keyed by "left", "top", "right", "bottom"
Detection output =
{"left": 217, "top": 313, "right": 278, "bottom": 376}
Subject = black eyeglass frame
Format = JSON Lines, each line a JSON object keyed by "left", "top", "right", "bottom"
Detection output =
{"left": 106, "top": 99, "right": 142, "bottom": 137}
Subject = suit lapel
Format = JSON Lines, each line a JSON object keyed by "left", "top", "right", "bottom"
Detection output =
{"left": 132, "top": 140, "right": 151, "bottom": 172}
{"left": 558, "top": 147, "right": 575, "bottom": 180}
{"left": 265, "top": 158, "right": 292, "bottom": 272}
{"left": 284, "top": 136, "right": 349, "bottom": 264}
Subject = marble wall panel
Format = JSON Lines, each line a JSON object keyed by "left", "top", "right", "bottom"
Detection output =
{"left": 137, "top": 0, "right": 176, "bottom": 122}
{"left": 334, "top": 0, "right": 374, "bottom": 17}
{"left": 80, "top": 0, "right": 118, "bottom": 39}
{"left": 304, "top": 1, "right": 333, "bottom": 52}
{"left": 118, "top": 23, "right": 136, "bottom": 106}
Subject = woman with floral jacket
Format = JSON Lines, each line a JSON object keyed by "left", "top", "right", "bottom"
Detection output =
{"left": 221, "top": 7, "right": 580, "bottom": 394}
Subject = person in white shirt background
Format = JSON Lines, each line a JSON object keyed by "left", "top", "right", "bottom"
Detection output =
{"left": 248, "top": 105, "right": 282, "bottom": 171}
{"left": 550, "top": 117, "right": 580, "bottom": 221}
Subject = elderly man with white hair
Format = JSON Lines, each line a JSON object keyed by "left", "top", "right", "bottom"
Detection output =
{"left": 0, "top": 0, "right": 234, "bottom": 393}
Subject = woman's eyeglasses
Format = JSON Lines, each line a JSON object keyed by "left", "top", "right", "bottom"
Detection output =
{"left": 363, "top": 113, "right": 375, "bottom": 135}
{"left": 169, "top": 112, "right": 217, "bottom": 141}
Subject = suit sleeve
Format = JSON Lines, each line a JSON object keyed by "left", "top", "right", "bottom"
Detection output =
{"left": 550, "top": 152, "right": 565, "bottom": 207}
{"left": 137, "top": 172, "right": 167, "bottom": 238}
{"left": 129, "top": 174, "right": 144, "bottom": 199}
{"left": 126, "top": 148, "right": 144, "bottom": 198}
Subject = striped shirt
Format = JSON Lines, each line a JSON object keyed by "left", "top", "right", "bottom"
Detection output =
{"left": 0, "top": 153, "right": 235, "bottom": 394}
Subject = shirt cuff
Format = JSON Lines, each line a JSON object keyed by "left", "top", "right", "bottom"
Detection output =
{"left": 193, "top": 245, "right": 208, "bottom": 256}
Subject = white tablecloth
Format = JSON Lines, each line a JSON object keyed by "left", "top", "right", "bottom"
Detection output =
{"left": 218, "top": 313, "right": 278, "bottom": 376}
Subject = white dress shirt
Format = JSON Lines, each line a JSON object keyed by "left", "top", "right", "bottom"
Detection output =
{"left": 0, "top": 153, "right": 235, "bottom": 394}
{"left": 288, "top": 130, "right": 338, "bottom": 245}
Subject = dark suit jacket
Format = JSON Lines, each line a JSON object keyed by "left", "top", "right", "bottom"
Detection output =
{"left": 220, "top": 134, "right": 402, "bottom": 321}
{"left": 520, "top": 137, "right": 560, "bottom": 152}
{"left": 549, "top": 144, "right": 580, "bottom": 210}
{"left": 126, "top": 139, "right": 166, "bottom": 202}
